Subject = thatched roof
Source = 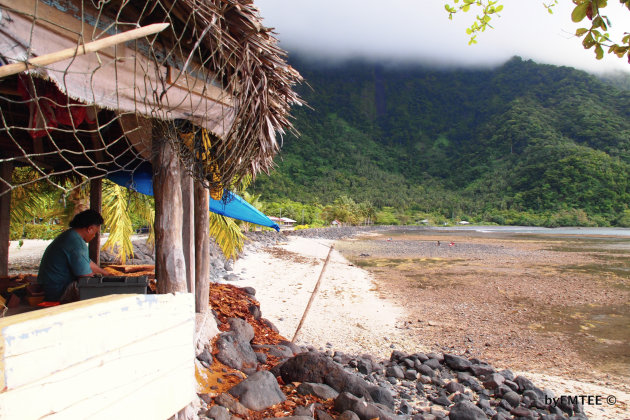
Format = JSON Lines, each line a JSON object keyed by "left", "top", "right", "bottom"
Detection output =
{"left": 0, "top": 0, "right": 303, "bottom": 193}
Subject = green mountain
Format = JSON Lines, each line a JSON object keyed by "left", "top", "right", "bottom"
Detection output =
{"left": 252, "top": 56, "right": 630, "bottom": 226}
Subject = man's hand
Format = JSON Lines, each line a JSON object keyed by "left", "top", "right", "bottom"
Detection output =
{"left": 90, "top": 261, "right": 109, "bottom": 276}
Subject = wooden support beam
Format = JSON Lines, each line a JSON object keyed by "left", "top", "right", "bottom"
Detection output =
{"left": 194, "top": 182, "right": 210, "bottom": 313}
{"left": 89, "top": 178, "right": 102, "bottom": 265}
{"left": 181, "top": 170, "right": 195, "bottom": 295}
{"left": 152, "top": 136, "right": 187, "bottom": 294}
{"left": 0, "top": 161, "right": 13, "bottom": 276}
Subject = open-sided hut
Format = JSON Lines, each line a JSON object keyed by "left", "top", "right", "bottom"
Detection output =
{"left": 0, "top": 0, "right": 303, "bottom": 310}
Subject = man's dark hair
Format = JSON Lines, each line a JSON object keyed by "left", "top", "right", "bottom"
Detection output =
{"left": 69, "top": 209, "right": 104, "bottom": 229}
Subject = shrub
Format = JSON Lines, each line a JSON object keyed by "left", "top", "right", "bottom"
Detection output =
{"left": 22, "top": 224, "right": 63, "bottom": 240}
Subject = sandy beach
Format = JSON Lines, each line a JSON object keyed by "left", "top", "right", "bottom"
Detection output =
{"left": 234, "top": 233, "right": 630, "bottom": 420}
{"left": 6, "top": 232, "right": 629, "bottom": 419}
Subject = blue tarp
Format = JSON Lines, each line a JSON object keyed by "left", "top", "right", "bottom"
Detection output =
{"left": 107, "top": 165, "right": 280, "bottom": 231}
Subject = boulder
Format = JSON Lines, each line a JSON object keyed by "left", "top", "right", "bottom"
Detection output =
{"left": 272, "top": 352, "right": 373, "bottom": 400}
{"left": 448, "top": 401, "right": 487, "bottom": 420}
{"left": 215, "top": 332, "right": 258, "bottom": 373}
{"left": 296, "top": 382, "right": 339, "bottom": 400}
{"left": 214, "top": 393, "right": 250, "bottom": 417}
{"left": 228, "top": 371, "right": 286, "bottom": 411}
{"left": 443, "top": 354, "right": 471, "bottom": 371}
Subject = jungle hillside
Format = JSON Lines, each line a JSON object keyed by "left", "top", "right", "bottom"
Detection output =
{"left": 251, "top": 56, "right": 630, "bottom": 227}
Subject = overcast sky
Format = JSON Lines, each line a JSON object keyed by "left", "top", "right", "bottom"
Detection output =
{"left": 254, "top": 1, "right": 630, "bottom": 74}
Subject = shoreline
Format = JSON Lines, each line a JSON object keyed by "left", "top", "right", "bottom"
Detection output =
{"left": 234, "top": 232, "right": 629, "bottom": 420}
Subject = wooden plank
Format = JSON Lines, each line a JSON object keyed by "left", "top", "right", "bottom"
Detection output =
{"left": 89, "top": 177, "right": 102, "bottom": 265}
{"left": 0, "top": 161, "right": 13, "bottom": 277}
{"left": 0, "top": 293, "right": 194, "bottom": 419}
{"left": 181, "top": 170, "right": 195, "bottom": 295}
{"left": 194, "top": 182, "right": 210, "bottom": 313}
{"left": 152, "top": 134, "right": 187, "bottom": 294}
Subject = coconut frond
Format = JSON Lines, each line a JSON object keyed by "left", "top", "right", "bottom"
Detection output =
{"left": 101, "top": 181, "right": 134, "bottom": 264}
{"left": 208, "top": 211, "right": 245, "bottom": 260}
{"left": 131, "top": 192, "right": 155, "bottom": 247}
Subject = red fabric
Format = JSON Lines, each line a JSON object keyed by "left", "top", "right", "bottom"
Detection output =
{"left": 18, "top": 76, "right": 91, "bottom": 139}
{"left": 38, "top": 301, "right": 60, "bottom": 307}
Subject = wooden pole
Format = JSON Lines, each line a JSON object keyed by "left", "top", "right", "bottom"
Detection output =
{"left": 152, "top": 135, "right": 187, "bottom": 294}
{"left": 0, "top": 23, "right": 170, "bottom": 79}
{"left": 194, "top": 182, "right": 210, "bottom": 313}
{"left": 292, "top": 244, "right": 335, "bottom": 343}
{"left": 89, "top": 178, "right": 102, "bottom": 265}
{"left": 0, "top": 161, "right": 13, "bottom": 276}
{"left": 181, "top": 170, "right": 195, "bottom": 295}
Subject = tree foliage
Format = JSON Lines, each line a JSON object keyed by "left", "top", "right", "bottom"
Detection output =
{"left": 445, "top": 0, "right": 630, "bottom": 62}
{"left": 252, "top": 56, "right": 630, "bottom": 227}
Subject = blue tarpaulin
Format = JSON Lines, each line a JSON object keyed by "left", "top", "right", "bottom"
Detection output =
{"left": 107, "top": 165, "right": 280, "bottom": 231}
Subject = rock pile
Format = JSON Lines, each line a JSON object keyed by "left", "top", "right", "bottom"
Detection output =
{"left": 197, "top": 285, "right": 587, "bottom": 420}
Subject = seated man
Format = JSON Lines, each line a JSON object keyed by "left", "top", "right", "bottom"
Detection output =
{"left": 38, "top": 209, "right": 109, "bottom": 303}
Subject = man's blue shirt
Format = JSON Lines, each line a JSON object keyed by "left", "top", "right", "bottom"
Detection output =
{"left": 37, "top": 229, "right": 91, "bottom": 301}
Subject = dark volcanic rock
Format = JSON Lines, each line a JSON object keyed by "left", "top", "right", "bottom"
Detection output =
{"left": 273, "top": 352, "right": 372, "bottom": 400}
{"left": 334, "top": 392, "right": 396, "bottom": 420}
{"left": 482, "top": 373, "right": 505, "bottom": 389}
{"left": 386, "top": 365, "right": 405, "bottom": 379}
{"left": 214, "top": 393, "right": 250, "bottom": 417}
{"left": 338, "top": 411, "right": 361, "bottom": 420}
{"left": 514, "top": 375, "right": 536, "bottom": 392}
{"left": 297, "top": 382, "right": 339, "bottom": 400}
{"left": 215, "top": 331, "right": 258, "bottom": 373}
{"left": 424, "top": 358, "right": 442, "bottom": 370}
{"left": 368, "top": 386, "right": 395, "bottom": 410}
{"left": 227, "top": 317, "right": 254, "bottom": 342}
{"left": 469, "top": 364, "right": 495, "bottom": 378}
{"left": 444, "top": 354, "right": 471, "bottom": 371}
{"left": 228, "top": 371, "right": 285, "bottom": 411}
{"left": 498, "top": 369, "right": 515, "bottom": 381}
{"left": 205, "top": 405, "right": 230, "bottom": 420}
{"left": 448, "top": 400, "right": 487, "bottom": 420}
{"left": 502, "top": 391, "right": 521, "bottom": 408}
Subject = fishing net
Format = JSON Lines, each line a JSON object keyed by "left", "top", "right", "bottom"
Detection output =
{"left": 0, "top": 0, "right": 302, "bottom": 200}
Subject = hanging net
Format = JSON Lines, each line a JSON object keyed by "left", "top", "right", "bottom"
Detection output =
{"left": 0, "top": 0, "right": 303, "bottom": 199}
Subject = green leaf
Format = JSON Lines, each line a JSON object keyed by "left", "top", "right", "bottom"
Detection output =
{"left": 575, "top": 28, "right": 589, "bottom": 37}
{"left": 595, "top": 44, "right": 604, "bottom": 59}
{"left": 495, "top": 4, "right": 503, "bottom": 12}
{"left": 571, "top": 2, "right": 589, "bottom": 22}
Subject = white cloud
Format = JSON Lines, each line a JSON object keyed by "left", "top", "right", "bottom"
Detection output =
{"left": 255, "top": 0, "right": 630, "bottom": 73}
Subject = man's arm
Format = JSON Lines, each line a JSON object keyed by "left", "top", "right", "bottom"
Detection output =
{"left": 90, "top": 261, "right": 109, "bottom": 276}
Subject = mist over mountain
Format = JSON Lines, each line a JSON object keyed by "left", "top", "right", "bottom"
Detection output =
{"left": 252, "top": 56, "right": 630, "bottom": 226}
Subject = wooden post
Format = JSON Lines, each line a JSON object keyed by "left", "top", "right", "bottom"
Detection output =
{"left": 152, "top": 136, "right": 187, "bottom": 294}
{"left": 181, "top": 170, "right": 195, "bottom": 295}
{"left": 0, "top": 161, "right": 13, "bottom": 276}
{"left": 89, "top": 178, "right": 102, "bottom": 265}
{"left": 194, "top": 182, "right": 210, "bottom": 313}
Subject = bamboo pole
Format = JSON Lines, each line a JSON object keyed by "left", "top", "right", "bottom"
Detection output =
{"left": 291, "top": 244, "right": 335, "bottom": 343}
{"left": 0, "top": 23, "right": 170, "bottom": 79}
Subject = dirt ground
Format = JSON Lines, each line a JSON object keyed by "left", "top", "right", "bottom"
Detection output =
{"left": 335, "top": 230, "right": 630, "bottom": 392}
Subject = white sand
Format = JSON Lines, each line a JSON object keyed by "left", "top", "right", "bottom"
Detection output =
{"left": 233, "top": 236, "right": 425, "bottom": 357}
{"left": 234, "top": 235, "right": 629, "bottom": 420}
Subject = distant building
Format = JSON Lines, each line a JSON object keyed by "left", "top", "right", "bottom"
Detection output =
{"left": 269, "top": 216, "right": 297, "bottom": 230}
{"left": 331, "top": 219, "right": 341, "bottom": 227}
{"left": 456, "top": 220, "right": 470, "bottom": 225}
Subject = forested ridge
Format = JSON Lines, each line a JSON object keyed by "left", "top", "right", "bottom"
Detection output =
{"left": 252, "top": 56, "right": 630, "bottom": 226}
